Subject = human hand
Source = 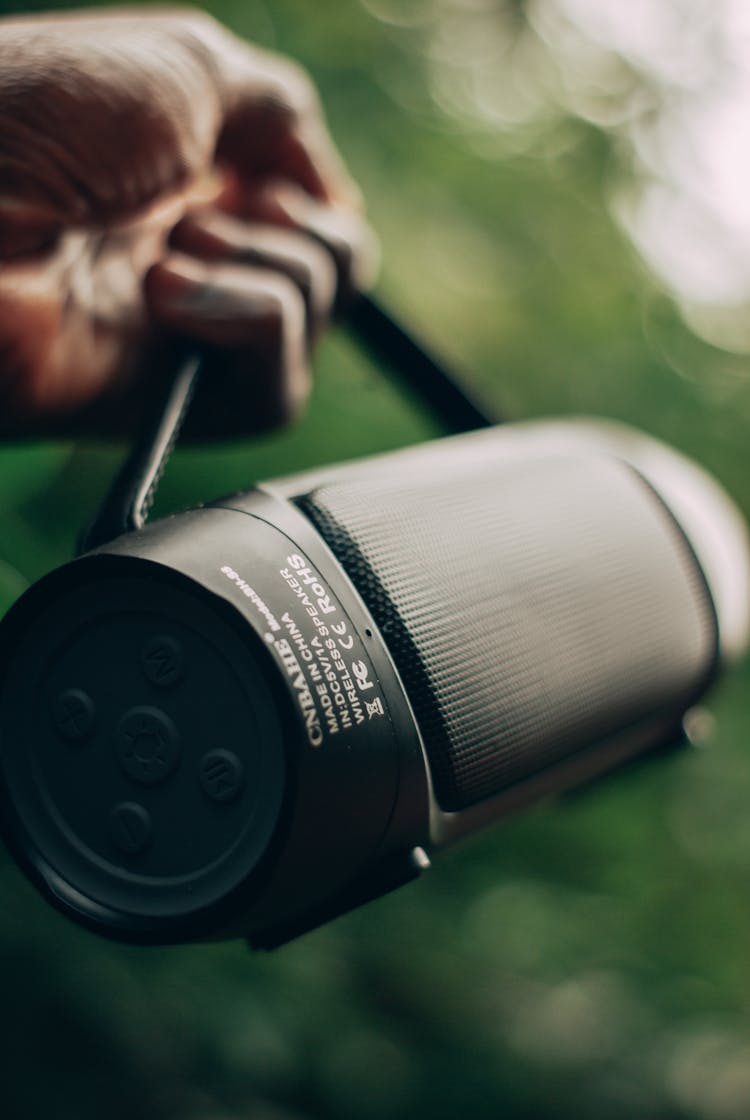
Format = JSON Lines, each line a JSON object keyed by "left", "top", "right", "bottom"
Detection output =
{"left": 0, "top": 7, "right": 375, "bottom": 438}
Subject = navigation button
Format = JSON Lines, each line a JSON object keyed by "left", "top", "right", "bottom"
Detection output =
{"left": 199, "top": 750, "right": 244, "bottom": 804}
{"left": 141, "top": 634, "right": 184, "bottom": 688}
{"left": 53, "top": 689, "right": 95, "bottom": 743}
{"left": 116, "top": 707, "right": 180, "bottom": 785}
{"left": 110, "top": 802, "right": 152, "bottom": 855}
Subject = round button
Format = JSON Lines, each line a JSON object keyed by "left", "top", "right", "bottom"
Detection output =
{"left": 141, "top": 634, "right": 184, "bottom": 688}
{"left": 199, "top": 750, "right": 244, "bottom": 804}
{"left": 116, "top": 707, "right": 180, "bottom": 785}
{"left": 53, "top": 689, "right": 95, "bottom": 743}
{"left": 110, "top": 802, "right": 152, "bottom": 855}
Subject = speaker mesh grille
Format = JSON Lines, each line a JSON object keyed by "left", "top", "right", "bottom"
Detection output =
{"left": 297, "top": 448, "right": 717, "bottom": 810}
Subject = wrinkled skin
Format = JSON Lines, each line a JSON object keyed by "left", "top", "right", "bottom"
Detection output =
{"left": 0, "top": 7, "right": 374, "bottom": 437}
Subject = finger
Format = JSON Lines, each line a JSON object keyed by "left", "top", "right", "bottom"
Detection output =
{"left": 169, "top": 210, "right": 337, "bottom": 341}
{"left": 144, "top": 252, "right": 310, "bottom": 434}
{"left": 215, "top": 49, "right": 362, "bottom": 208}
{"left": 0, "top": 13, "right": 226, "bottom": 226}
{"left": 277, "top": 125, "right": 361, "bottom": 209}
{"left": 216, "top": 179, "right": 379, "bottom": 306}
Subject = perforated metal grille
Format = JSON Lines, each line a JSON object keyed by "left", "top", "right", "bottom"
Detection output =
{"left": 298, "top": 448, "right": 717, "bottom": 810}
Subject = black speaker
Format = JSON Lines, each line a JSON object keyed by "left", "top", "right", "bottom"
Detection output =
{"left": 0, "top": 298, "right": 747, "bottom": 947}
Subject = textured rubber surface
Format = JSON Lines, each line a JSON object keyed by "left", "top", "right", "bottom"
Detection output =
{"left": 298, "top": 448, "right": 717, "bottom": 810}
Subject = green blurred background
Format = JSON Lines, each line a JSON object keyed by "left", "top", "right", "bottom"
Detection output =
{"left": 3, "top": 2, "right": 750, "bottom": 1117}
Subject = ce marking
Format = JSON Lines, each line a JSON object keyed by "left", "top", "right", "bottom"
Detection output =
{"left": 331, "top": 620, "right": 354, "bottom": 650}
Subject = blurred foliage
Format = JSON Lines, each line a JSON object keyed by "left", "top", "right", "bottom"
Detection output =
{"left": 2, "top": 2, "right": 750, "bottom": 1119}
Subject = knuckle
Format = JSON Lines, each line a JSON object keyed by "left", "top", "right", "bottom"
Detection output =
{"left": 326, "top": 214, "right": 380, "bottom": 295}
{"left": 257, "top": 276, "right": 310, "bottom": 427}
{"left": 169, "top": 7, "right": 223, "bottom": 38}
{"left": 260, "top": 273, "right": 307, "bottom": 338}
{"left": 272, "top": 59, "right": 318, "bottom": 117}
{"left": 255, "top": 59, "right": 318, "bottom": 131}
{"left": 306, "top": 242, "right": 337, "bottom": 318}
{"left": 275, "top": 361, "right": 312, "bottom": 427}
{"left": 350, "top": 219, "right": 380, "bottom": 291}
{"left": 289, "top": 239, "right": 337, "bottom": 317}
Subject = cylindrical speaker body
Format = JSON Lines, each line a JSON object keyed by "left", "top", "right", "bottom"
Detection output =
{"left": 0, "top": 419, "right": 747, "bottom": 946}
